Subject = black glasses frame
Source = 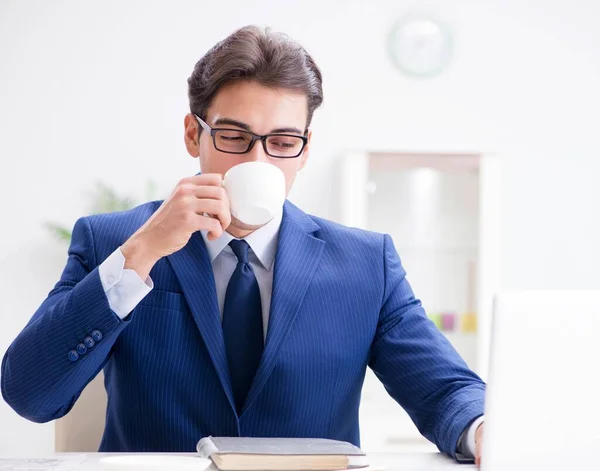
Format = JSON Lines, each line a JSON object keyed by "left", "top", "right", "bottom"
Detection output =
{"left": 195, "top": 115, "right": 308, "bottom": 159}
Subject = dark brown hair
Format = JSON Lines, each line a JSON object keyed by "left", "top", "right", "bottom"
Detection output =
{"left": 187, "top": 25, "right": 323, "bottom": 129}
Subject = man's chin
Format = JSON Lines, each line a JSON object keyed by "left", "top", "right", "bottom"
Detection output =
{"left": 229, "top": 215, "right": 269, "bottom": 233}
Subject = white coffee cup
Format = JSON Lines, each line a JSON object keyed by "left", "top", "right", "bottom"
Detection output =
{"left": 222, "top": 162, "right": 286, "bottom": 226}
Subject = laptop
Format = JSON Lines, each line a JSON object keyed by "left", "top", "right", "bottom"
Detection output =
{"left": 482, "top": 290, "right": 600, "bottom": 471}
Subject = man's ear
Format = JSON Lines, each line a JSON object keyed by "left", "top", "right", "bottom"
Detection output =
{"left": 184, "top": 113, "right": 200, "bottom": 158}
{"left": 298, "top": 129, "right": 312, "bottom": 170}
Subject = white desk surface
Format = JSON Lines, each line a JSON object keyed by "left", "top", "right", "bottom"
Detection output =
{"left": 0, "top": 452, "right": 475, "bottom": 471}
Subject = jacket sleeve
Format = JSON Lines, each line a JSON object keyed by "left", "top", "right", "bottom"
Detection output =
{"left": 1, "top": 217, "right": 131, "bottom": 423}
{"left": 368, "top": 234, "right": 486, "bottom": 458}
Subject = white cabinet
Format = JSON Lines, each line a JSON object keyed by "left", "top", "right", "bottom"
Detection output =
{"left": 339, "top": 151, "right": 500, "bottom": 452}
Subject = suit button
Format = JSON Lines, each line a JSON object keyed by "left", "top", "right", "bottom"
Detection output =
{"left": 76, "top": 343, "right": 87, "bottom": 355}
{"left": 91, "top": 330, "right": 103, "bottom": 342}
{"left": 68, "top": 350, "right": 79, "bottom": 362}
{"left": 83, "top": 336, "right": 95, "bottom": 348}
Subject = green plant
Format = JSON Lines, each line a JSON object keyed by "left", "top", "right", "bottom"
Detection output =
{"left": 46, "top": 180, "right": 159, "bottom": 243}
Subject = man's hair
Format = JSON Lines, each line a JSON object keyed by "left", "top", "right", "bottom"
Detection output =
{"left": 187, "top": 25, "right": 323, "bottom": 129}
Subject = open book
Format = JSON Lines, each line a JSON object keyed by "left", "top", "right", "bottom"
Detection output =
{"left": 197, "top": 436, "right": 368, "bottom": 471}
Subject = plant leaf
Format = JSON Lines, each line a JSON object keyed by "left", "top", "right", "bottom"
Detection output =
{"left": 44, "top": 222, "right": 73, "bottom": 242}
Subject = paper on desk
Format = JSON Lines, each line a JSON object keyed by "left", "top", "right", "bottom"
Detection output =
{"left": 0, "top": 454, "right": 86, "bottom": 471}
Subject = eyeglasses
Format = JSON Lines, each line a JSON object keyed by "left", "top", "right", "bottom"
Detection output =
{"left": 195, "top": 115, "right": 308, "bottom": 159}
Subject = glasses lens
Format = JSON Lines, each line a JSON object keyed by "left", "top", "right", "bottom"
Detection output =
{"left": 266, "top": 135, "right": 304, "bottom": 158}
{"left": 214, "top": 130, "right": 252, "bottom": 153}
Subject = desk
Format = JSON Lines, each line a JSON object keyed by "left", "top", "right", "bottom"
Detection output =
{"left": 0, "top": 453, "right": 475, "bottom": 471}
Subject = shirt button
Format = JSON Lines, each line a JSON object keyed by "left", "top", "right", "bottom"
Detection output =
{"left": 107, "top": 275, "right": 115, "bottom": 285}
{"left": 76, "top": 343, "right": 87, "bottom": 355}
{"left": 91, "top": 330, "right": 103, "bottom": 342}
{"left": 84, "top": 336, "right": 95, "bottom": 348}
{"left": 68, "top": 350, "right": 79, "bottom": 362}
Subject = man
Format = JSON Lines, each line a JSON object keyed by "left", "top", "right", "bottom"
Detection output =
{"left": 1, "top": 26, "right": 485, "bottom": 463}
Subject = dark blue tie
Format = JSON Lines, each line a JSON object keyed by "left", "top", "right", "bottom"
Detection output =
{"left": 222, "top": 239, "right": 264, "bottom": 414}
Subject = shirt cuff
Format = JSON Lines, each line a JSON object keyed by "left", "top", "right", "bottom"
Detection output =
{"left": 98, "top": 247, "right": 154, "bottom": 319}
{"left": 456, "top": 415, "right": 485, "bottom": 461}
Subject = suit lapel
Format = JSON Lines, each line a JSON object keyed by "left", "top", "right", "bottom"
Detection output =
{"left": 241, "top": 202, "right": 325, "bottom": 416}
{"left": 166, "top": 232, "right": 236, "bottom": 413}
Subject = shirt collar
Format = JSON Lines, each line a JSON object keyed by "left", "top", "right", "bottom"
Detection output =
{"left": 201, "top": 208, "right": 283, "bottom": 271}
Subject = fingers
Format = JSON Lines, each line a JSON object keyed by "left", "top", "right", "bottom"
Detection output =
{"left": 193, "top": 198, "right": 231, "bottom": 236}
{"left": 193, "top": 198, "right": 231, "bottom": 229}
{"left": 173, "top": 174, "right": 231, "bottom": 239}
{"left": 180, "top": 173, "right": 223, "bottom": 188}
{"left": 172, "top": 180, "right": 227, "bottom": 205}
{"left": 475, "top": 423, "right": 484, "bottom": 467}
{"left": 194, "top": 214, "right": 224, "bottom": 240}
{"left": 193, "top": 184, "right": 227, "bottom": 200}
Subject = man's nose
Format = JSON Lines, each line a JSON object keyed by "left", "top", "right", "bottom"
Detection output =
{"left": 246, "top": 140, "right": 271, "bottom": 162}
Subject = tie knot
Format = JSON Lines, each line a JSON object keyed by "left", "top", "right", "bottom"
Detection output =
{"left": 229, "top": 239, "right": 250, "bottom": 264}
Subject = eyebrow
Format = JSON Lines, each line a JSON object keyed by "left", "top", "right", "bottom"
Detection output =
{"left": 213, "top": 118, "right": 304, "bottom": 135}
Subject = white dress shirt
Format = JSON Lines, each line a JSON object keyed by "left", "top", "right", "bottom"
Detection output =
{"left": 96, "top": 207, "right": 479, "bottom": 459}
{"left": 457, "top": 415, "right": 484, "bottom": 460}
{"left": 199, "top": 209, "right": 282, "bottom": 339}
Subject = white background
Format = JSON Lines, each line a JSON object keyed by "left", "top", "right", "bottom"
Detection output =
{"left": 1, "top": 0, "right": 600, "bottom": 454}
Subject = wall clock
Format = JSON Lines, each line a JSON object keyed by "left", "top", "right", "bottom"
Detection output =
{"left": 388, "top": 13, "right": 454, "bottom": 78}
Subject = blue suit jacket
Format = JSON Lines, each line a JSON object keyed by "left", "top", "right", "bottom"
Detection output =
{"left": 2, "top": 201, "right": 485, "bottom": 456}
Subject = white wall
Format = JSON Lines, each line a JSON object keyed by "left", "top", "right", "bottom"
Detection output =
{"left": 1, "top": 0, "right": 599, "bottom": 454}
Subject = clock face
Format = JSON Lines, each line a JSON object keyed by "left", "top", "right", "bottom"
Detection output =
{"left": 388, "top": 14, "right": 453, "bottom": 78}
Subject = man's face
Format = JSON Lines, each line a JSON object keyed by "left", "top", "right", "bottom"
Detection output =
{"left": 184, "top": 80, "right": 311, "bottom": 197}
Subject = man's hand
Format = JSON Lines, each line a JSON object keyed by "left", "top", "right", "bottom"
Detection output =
{"left": 475, "top": 422, "right": 484, "bottom": 466}
{"left": 121, "top": 174, "right": 231, "bottom": 280}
